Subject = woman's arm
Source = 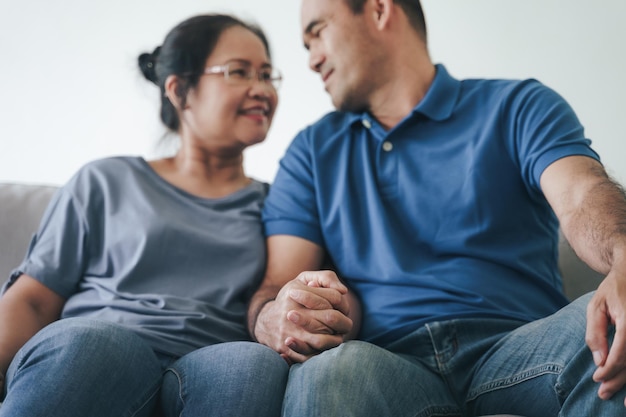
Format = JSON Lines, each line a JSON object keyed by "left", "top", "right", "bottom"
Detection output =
{"left": 0, "top": 274, "right": 65, "bottom": 392}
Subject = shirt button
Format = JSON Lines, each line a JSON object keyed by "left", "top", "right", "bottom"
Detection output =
{"left": 362, "top": 119, "right": 372, "bottom": 129}
{"left": 382, "top": 141, "right": 393, "bottom": 152}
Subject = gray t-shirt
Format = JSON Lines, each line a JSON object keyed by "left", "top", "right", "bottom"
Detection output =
{"left": 6, "top": 156, "right": 268, "bottom": 357}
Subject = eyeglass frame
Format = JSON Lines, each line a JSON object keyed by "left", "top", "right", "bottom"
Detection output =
{"left": 202, "top": 62, "right": 283, "bottom": 90}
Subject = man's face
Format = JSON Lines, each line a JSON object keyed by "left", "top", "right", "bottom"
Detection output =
{"left": 301, "top": 0, "right": 376, "bottom": 112}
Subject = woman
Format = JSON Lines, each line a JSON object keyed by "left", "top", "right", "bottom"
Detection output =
{"left": 0, "top": 14, "right": 287, "bottom": 417}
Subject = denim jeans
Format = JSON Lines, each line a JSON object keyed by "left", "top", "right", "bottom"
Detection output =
{"left": 284, "top": 292, "right": 624, "bottom": 417}
{"left": 1, "top": 317, "right": 288, "bottom": 417}
{"left": 160, "top": 342, "right": 288, "bottom": 416}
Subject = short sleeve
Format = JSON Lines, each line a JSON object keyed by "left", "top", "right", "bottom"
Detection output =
{"left": 505, "top": 80, "right": 599, "bottom": 193}
{"left": 262, "top": 129, "right": 325, "bottom": 246}
{"left": 5, "top": 186, "right": 89, "bottom": 298}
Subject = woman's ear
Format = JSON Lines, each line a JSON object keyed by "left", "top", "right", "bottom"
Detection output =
{"left": 164, "top": 74, "right": 184, "bottom": 110}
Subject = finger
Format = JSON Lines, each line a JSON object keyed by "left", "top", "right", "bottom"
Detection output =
{"left": 285, "top": 332, "right": 343, "bottom": 356}
{"left": 296, "top": 271, "right": 347, "bottom": 293}
{"left": 287, "top": 308, "right": 353, "bottom": 335}
{"left": 285, "top": 336, "right": 318, "bottom": 356}
{"left": 599, "top": 321, "right": 626, "bottom": 374}
{"left": 281, "top": 339, "right": 317, "bottom": 364}
{"left": 586, "top": 295, "right": 610, "bottom": 369}
{"left": 279, "top": 352, "right": 293, "bottom": 366}
{"left": 594, "top": 322, "right": 626, "bottom": 397}
{"left": 289, "top": 286, "right": 348, "bottom": 313}
{"left": 597, "top": 368, "right": 626, "bottom": 400}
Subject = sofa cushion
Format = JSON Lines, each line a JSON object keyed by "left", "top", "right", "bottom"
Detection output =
{"left": 0, "top": 183, "right": 58, "bottom": 283}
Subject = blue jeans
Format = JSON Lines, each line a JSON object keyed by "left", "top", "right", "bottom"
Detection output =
{"left": 284, "top": 292, "right": 623, "bottom": 417}
{"left": 160, "top": 341, "right": 288, "bottom": 416}
{"left": 1, "top": 317, "right": 288, "bottom": 417}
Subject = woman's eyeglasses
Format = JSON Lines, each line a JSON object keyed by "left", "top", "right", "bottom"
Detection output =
{"left": 203, "top": 62, "right": 283, "bottom": 90}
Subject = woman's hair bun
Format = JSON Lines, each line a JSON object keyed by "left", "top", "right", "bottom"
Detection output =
{"left": 138, "top": 46, "right": 161, "bottom": 84}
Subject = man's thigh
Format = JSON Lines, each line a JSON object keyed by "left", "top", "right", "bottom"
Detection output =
{"left": 284, "top": 340, "right": 460, "bottom": 417}
{"left": 468, "top": 292, "right": 625, "bottom": 416}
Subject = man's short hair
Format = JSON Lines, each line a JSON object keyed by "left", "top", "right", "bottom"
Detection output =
{"left": 344, "top": 0, "right": 427, "bottom": 41}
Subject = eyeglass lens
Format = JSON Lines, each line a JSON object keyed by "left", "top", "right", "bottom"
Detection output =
{"left": 225, "top": 63, "right": 282, "bottom": 89}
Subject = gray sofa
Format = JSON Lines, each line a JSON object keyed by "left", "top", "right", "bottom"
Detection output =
{"left": 1, "top": 183, "right": 59, "bottom": 282}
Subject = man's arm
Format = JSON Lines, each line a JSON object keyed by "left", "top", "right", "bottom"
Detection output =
{"left": 248, "top": 235, "right": 361, "bottom": 364}
{"left": 541, "top": 155, "right": 626, "bottom": 403}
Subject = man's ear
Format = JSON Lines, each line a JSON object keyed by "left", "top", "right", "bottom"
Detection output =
{"left": 370, "top": 0, "right": 394, "bottom": 30}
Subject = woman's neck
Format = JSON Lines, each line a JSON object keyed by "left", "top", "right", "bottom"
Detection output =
{"left": 149, "top": 146, "right": 251, "bottom": 199}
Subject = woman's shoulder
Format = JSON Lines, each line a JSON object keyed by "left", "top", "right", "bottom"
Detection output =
{"left": 61, "top": 156, "right": 147, "bottom": 197}
{"left": 250, "top": 179, "right": 270, "bottom": 194}
{"left": 69, "top": 156, "right": 146, "bottom": 183}
{"left": 79, "top": 156, "right": 144, "bottom": 174}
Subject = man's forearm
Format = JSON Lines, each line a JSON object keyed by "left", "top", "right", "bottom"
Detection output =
{"left": 247, "top": 285, "right": 281, "bottom": 341}
{"left": 562, "top": 165, "right": 626, "bottom": 274}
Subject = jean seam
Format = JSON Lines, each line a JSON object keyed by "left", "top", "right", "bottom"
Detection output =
{"left": 128, "top": 378, "right": 161, "bottom": 417}
{"left": 164, "top": 367, "right": 185, "bottom": 417}
{"left": 467, "top": 363, "right": 562, "bottom": 401}
{"left": 425, "top": 322, "right": 460, "bottom": 401}
{"left": 413, "top": 404, "right": 461, "bottom": 417}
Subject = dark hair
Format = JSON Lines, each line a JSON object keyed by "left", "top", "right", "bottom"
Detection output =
{"left": 138, "top": 14, "right": 271, "bottom": 132}
{"left": 344, "top": 0, "right": 427, "bottom": 41}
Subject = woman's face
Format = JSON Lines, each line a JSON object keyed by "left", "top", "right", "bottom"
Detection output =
{"left": 180, "top": 25, "right": 279, "bottom": 154}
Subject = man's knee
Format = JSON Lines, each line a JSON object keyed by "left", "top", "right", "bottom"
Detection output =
{"left": 290, "top": 341, "right": 392, "bottom": 387}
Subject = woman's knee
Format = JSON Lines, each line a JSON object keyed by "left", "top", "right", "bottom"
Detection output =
{"left": 38, "top": 318, "right": 154, "bottom": 359}
{"left": 12, "top": 317, "right": 160, "bottom": 380}
{"left": 161, "top": 342, "right": 288, "bottom": 416}
{"left": 168, "top": 342, "right": 287, "bottom": 384}
{"left": 4, "top": 318, "right": 162, "bottom": 417}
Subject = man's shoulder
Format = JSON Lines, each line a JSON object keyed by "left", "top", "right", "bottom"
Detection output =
{"left": 455, "top": 76, "right": 564, "bottom": 117}
{"left": 459, "top": 76, "right": 543, "bottom": 97}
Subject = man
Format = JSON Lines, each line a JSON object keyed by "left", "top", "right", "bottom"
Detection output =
{"left": 247, "top": 0, "right": 626, "bottom": 415}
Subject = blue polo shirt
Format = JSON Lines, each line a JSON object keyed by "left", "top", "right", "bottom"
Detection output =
{"left": 264, "top": 64, "right": 600, "bottom": 347}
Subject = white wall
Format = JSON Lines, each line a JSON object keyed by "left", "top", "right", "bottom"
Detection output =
{"left": 1, "top": 0, "right": 624, "bottom": 186}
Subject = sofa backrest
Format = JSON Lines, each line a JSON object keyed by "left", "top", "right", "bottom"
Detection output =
{"left": 558, "top": 232, "right": 604, "bottom": 300}
{"left": 0, "top": 182, "right": 605, "bottom": 300}
{"left": 0, "top": 183, "right": 59, "bottom": 283}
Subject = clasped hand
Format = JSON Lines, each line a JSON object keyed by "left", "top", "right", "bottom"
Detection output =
{"left": 256, "top": 270, "right": 353, "bottom": 364}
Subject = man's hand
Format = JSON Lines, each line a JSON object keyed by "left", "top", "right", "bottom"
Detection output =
{"left": 586, "top": 259, "right": 626, "bottom": 405}
{"left": 254, "top": 270, "right": 354, "bottom": 364}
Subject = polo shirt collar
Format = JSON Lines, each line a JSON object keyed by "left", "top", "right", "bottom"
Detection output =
{"left": 412, "top": 64, "right": 460, "bottom": 121}
{"left": 347, "top": 63, "right": 460, "bottom": 127}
